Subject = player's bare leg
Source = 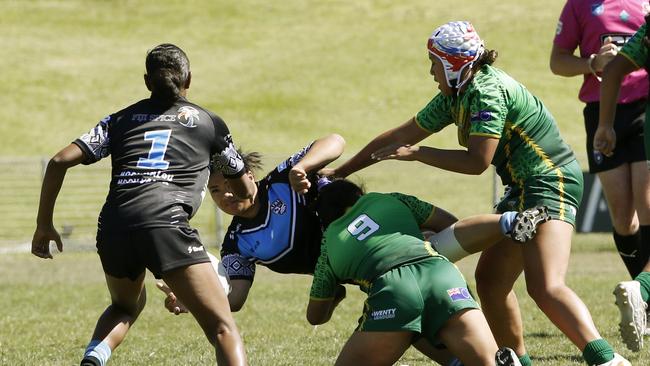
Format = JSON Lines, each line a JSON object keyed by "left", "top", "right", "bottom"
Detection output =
{"left": 163, "top": 262, "right": 247, "bottom": 366}
{"left": 81, "top": 272, "right": 147, "bottom": 366}
{"left": 475, "top": 239, "right": 527, "bottom": 358}
{"left": 334, "top": 331, "right": 412, "bottom": 366}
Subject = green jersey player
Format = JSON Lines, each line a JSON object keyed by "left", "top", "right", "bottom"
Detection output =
{"left": 307, "top": 179, "right": 521, "bottom": 366}
{"left": 328, "top": 21, "right": 628, "bottom": 366}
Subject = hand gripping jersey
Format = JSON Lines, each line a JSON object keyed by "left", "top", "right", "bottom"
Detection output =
{"left": 74, "top": 97, "right": 245, "bottom": 231}
{"left": 554, "top": 0, "right": 648, "bottom": 103}
{"left": 220, "top": 144, "right": 323, "bottom": 282}
{"left": 310, "top": 192, "right": 439, "bottom": 300}
{"left": 416, "top": 65, "right": 576, "bottom": 187}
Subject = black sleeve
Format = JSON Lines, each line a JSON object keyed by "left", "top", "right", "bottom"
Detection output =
{"left": 209, "top": 113, "right": 245, "bottom": 178}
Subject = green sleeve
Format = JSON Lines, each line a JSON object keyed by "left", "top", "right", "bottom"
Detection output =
{"left": 415, "top": 94, "right": 454, "bottom": 133}
{"left": 467, "top": 80, "right": 507, "bottom": 139}
{"left": 620, "top": 24, "right": 648, "bottom": 69}
{"left": 388, "top": 192, "right": 434, "bottom": 226}
{"left": 309, "top": 241, "right": 338, "bottom": 300}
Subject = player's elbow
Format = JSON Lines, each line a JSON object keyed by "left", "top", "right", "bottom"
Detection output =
{"left": 229, "top": 300, "right": 245, "bottom": 312}
{"left": 306, "top": 312, "right": 327, "bottom": 326}
{"left": 329, "top": 133, "right": 346, "bottom": 150}
{"left": 465, "top": 160, "right": 490, "bottom": 175}
{"left": 306, "top": 302, "right": 331, "bottom": 325}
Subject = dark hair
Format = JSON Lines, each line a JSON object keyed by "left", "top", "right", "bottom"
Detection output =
{"left": 315, "top": 179, "right": 365, "bottom": 228}
{"left": 210, "top": 148, "right": 263, "bottom": 175}
{"left": 473, "top": 48, "right": 498, "bottom": 70}
{"left": 145, "top": 43, "right": 190, "bottom": 104}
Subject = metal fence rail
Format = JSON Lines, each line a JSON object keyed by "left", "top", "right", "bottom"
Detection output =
{"left": 0, "top": 155, "right": 498, "bottom": 251}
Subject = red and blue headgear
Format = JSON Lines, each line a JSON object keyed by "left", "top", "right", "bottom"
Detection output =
{"left": 427, "top": 21, "right": 485, "bottom": 89}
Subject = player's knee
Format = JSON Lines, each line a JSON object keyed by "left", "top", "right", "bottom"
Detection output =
{"left": 111, "top": 288, "right": 147, "bottom": 318}
{"left": 203, "top": 321, "right": 238, "bottom": 346}
{"left": 526, "top": 282, "right": 564, "bottom": 307}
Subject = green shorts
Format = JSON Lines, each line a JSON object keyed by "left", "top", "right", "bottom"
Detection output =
{"left": 495, "top": 159, "right": 584, "bottom": 226}
{"left": 357, "top": 258, "right": 479, "bottom": 343}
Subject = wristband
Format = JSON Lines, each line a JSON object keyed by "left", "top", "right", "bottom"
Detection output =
{"left": 587, "top": 54, "right": 602, "bottom": 82}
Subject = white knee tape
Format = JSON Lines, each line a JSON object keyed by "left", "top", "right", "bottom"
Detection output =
{"left": 425, "top": 224, "right": 470, "bottom": 262}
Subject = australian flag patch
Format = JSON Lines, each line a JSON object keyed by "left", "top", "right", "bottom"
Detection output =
{"left": 470, "top": 110, "right": 493, "bottom": 123}
{"left": 447, "top": 287, "right": 472, "bottom": 302}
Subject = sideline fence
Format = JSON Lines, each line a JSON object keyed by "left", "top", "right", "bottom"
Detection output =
{"left": 0, "top": 156, "right": 498, "bottom": 251}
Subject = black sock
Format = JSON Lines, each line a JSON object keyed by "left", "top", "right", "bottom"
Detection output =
{"left": 80, "top": 356, "right": 100, "bottom": 366}
{"left": 639, "top": 225, "right": 650, "bottom": 270}
{"left": 613, "top": 229, "right": 642, "bottom": 278}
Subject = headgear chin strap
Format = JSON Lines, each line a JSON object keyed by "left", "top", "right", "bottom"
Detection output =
{"left": 427, "top": 21, "right": 485, "bottom": 90}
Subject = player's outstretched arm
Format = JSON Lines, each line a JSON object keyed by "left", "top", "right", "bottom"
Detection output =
{"left": 32, "top": 144, "right": 86, "bottom": 259}
{"left": 289, "top": 134, "right": 345, "bottom": 194}
{"left": 330, "top": 117, "right": 430, "bottom": 178}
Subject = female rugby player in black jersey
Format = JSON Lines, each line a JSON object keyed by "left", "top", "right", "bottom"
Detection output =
{"left": 32, "top": 44, "right": 254, "bottom": 366}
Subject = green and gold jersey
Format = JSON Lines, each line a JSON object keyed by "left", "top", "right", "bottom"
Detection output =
{"left": 415, "top": 65, "right": 575, "bottom": 186}
{"left": 309, "top": 192, "right": 439, "bottom": 300}
{"left": 619, "top": 23, "right": 648, "bottom": 69}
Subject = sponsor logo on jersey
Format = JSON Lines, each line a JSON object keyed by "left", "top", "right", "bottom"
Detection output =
{"left": 187, "top": 245, "right": 205, "bottom": 254}
{"left": 556, "top": 20, "right": 563, "bottom": 36}
{"left": 620, "top": 10, "right": 630, "bottom": 22}
{"left": 270, "top": 199, "right": 287, "bottom": 215}
{"left": 116, "top": 170, "right": 175, "bottom": 185}
{"left": 470, "top": 110, "right": 493, "bottom": 123}
{"left": 132, "top": 114, "right": 176, "bottom": 122}
{"left": 600, "top": 33, "right": 634, "bottom": 47}
{"left": 370, "top": 308, "right": 397, "bottom": 320}
{"left": 177, "top": 106, "right": 199, "bottom": 128}
{"left": 591, "top": 2, "right": 604, "bottom": 16}
{"left": 447, "top": 287, "right": 472, "bottom": 302}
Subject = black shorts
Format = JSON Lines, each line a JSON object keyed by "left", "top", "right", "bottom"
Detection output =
{"left": 96, "top": 226, "right": 211, "bottom": 280}
{"left": 583, "top": 100, "right": 646, "bottom": 173}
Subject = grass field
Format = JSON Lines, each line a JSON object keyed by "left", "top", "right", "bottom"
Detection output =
{"left": 2, "top": 0, "right": 648, "bottom": 365}
{"left": 2, "top": 237, "right": 649, "bottom": 365}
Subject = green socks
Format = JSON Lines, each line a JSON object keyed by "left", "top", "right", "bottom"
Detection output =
{"left": 635, "top": 271, "right": 650, "bottom": 302}
{"left": 518, "top": 353, "right": 532, "bottom": 366}
{"left": 582, "top": 339, "right": 614, "bottom": 365}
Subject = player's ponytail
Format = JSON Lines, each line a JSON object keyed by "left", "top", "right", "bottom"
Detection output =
{"left": 474, "top": 49, "right": 498, "bottom": 69}
{"left": 145, "top": 44, "right": 190, "bottom": 104}
{"left": 315, "top": 179, "right": 364, "bottom": 229}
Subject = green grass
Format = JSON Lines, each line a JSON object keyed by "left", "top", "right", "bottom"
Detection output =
{"left": 1, "top": 0, "right": 643, "bottom": 364}
{"left": 2, "top": 235, "right": 648, "bottom": 365}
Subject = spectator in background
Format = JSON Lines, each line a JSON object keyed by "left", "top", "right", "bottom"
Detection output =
{"left": 594, "top": 12, "right": 650, "bottom": 352}
{"left": 550, "top": 0, "right": 650, "bottom": 352}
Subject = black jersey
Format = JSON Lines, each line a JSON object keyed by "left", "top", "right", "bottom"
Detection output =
{"left": 74, "top": 96, "right": 245, "bottom": 231}
{"left": 220, "top": 144, "right": 323, "bottom": 282}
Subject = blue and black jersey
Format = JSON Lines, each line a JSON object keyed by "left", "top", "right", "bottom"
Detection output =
{"left": 220, "top": 145, "right": 323, "bottom": 282}
{"left": 74, "top": 96, "right": 245, "bottom": 231}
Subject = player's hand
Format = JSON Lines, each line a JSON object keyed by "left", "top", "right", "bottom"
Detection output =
{"left": 318, "top": 167, "right": 340, "bottom": 179}
{"left": 593, "top": 126, "right": 616, "bottom": 157}
{"left": 289, "top": 166, "right": 311, "bottom": 194}
{"left": 31, "top": 225, "right": 63, "bottom": 259}
{"left": 592, "top": 37, "right": 619, "bottom": 72}
{"left": 371, "top": 143, "right": 420, "bottom": 161}
{"left": 156, "top": 281, "right": 188, "bottom": 315}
